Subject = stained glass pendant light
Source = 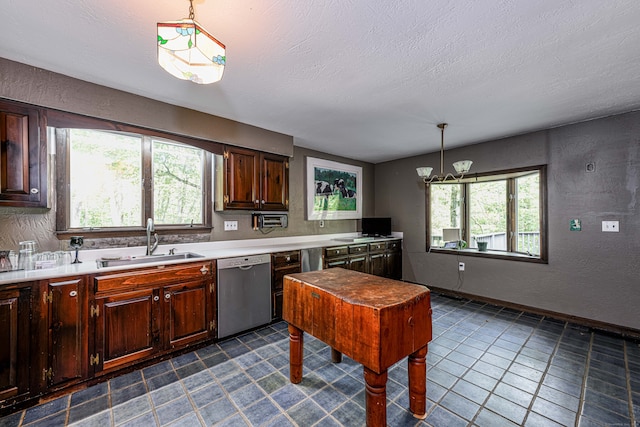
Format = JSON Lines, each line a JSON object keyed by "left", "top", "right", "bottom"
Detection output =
{"left": 157, "top": 0, "right": 226, "bottom": 84}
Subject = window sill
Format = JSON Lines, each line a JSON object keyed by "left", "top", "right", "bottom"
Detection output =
{"left": 428, "top": 247, "right": 547, "bottom": 263}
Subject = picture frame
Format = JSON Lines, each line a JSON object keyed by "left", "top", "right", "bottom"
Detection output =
{"left": 306, "top": 156, "right": 362, "bottom": 220}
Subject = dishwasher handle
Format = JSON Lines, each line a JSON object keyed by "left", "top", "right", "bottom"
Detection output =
{"left": 238, "top": 265, "right": 254, "bottom": 271}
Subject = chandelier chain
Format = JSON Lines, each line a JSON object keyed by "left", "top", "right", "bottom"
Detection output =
{"left": 188, "top": 0, "right": 195, "bottom": 20}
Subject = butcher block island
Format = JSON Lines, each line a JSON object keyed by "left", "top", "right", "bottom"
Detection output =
{"left": 283, "top": 268, "right": 432, "bottom": 427}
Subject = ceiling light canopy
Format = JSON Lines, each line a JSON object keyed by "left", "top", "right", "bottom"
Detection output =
{"left": 416, "top": 123, "right": 472, "bottom": 184}
{"left": 157, "top": 0, "right": 225, "bottom": 84}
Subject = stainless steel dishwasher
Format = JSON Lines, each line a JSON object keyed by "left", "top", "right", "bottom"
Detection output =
{"left": 216, "top": 254, "right": 272, "bottom": 339}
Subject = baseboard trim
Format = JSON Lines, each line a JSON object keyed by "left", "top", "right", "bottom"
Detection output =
{"left": 423, "top": 284, "right": 640, "bottom": 341}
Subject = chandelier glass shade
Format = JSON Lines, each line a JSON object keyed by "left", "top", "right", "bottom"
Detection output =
{"left": 416, "top": 123, "right": 472, "bottom": 184}
{"left": 157, "top": 1, "right": 225, "bottom": 84}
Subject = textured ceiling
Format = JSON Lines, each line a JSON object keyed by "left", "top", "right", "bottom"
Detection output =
{"left": 1, "top": 0, "right": 640, "bottom": 163}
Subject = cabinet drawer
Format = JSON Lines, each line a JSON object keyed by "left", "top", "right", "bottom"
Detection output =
{"left": 95, "top": 262, "right": 213, "bottom": 293}
{"left": 273, "top": 265, "right": 301, "bottom": 291}
{"left": 349, "top": 244, "right": 368, "bottom": 254}
{"left": 325, "top": 246, "right": 348, "bottom": 258}
{"left": 272, "top": 251, "right": 300, "bottom": 267}
{"left": 369, "top": 242, "right": 385, "bottom": 252}
{"left": 325, "top": 257, "right": 349, "bottom": 269}
{"left": 387, "top": 240, "right": 401, "bottom": 251}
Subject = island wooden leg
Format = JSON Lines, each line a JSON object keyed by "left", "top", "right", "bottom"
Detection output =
{"left": 408, "top": 344, "right": 428, "bottom": 419}
{"left": 288, "top": 324, "right": 304, "bottom": 384}
{"left": 330, "top": 347, "right": 342, "bottom": 363}
{"left": 363, "top": 367, "right": 388, "bottom": 427}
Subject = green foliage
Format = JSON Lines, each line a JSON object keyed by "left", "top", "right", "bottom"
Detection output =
{"left": 69, "top": 130, "right": 141, "bottom": 228}
{"left": 469, "top": 181, "right": 507, "bottom": 236}
{"left": 313, "top": 194, "right": 356, "bottom": 212}
{"left": 430, "top": 172, "right": 540, "bottom": 253}
{"left": 68, "top": 130, "right": 204, "bottom": 228}
{"left": 153, "top": 140, "right": 203, "bottom": 224}
{"left": 430, "top": 184, "right": 462, "bottom": 244}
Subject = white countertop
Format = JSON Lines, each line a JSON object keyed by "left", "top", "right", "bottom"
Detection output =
{"left": 0, "top": 232, "right": 402, "bottom": 285}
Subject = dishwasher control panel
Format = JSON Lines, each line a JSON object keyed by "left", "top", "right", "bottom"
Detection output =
{"left": 217, "top": 253, "right": 271, "bottom": 269}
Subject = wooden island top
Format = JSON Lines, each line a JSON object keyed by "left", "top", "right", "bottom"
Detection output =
{"left": 283, "top": 268, "right": 432, "bottom": 426}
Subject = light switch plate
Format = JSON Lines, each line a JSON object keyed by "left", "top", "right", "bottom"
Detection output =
{"left": 602, "top": 220, "right": 619, "bottom": 232}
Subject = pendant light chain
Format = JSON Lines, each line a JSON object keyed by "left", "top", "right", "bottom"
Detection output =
{"left": 188, "top": 0, "right": 195, "bottom": 20}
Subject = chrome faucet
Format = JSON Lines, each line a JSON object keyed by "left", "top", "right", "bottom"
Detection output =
{"left": 146, "top": 218, "right": 159, "bottom": 255}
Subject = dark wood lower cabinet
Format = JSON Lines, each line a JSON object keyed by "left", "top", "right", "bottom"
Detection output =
{"left": 94, "top": 288, "right": 160, "bottom": 374}
{"left": 0, "top": 286, "right": 32, "bottom": 406}
{"left": 0, "top": 242, "right": 399, "bottom": 414}
{"left": 0, "top": 262, "right": 216, "bottom": 413}
{"left": 323, "top": 245, "right": 370, "bottom": 273}
{"left": 348, "top": 255, "right": 368, "bottom": 272}
{"left": 91, "top": 261, "right": 215, "bottom": 376}
{"left": 368, "top": 252, "right": 387, "bottom": 277}
{"left": 271, "top": 251, "right": 301, "bottom": 320}
{"left": 164, "top": 279, "right": 215, "bottom": 349}
{"left": 42, "top": 277, "right": 88, "bottom": 390}
{"left": 386, "top": 247, "right": 402, "bottom": 280}
{"left": 324, "top": 239, "right": 402, "bottom": 279}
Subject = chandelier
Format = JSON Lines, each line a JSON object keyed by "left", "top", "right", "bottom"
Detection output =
{"left": 416, "top": 123, "right": 472, "bottom": 184}
{"left": 157, "top": 0, "right": 226, "bottom": 84}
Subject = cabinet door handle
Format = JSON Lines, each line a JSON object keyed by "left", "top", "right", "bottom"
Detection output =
{"left": 200, "top": 265, "right": 209, "bottom": 274}
{"left": 30, "top": 188, "right": 39, "bottom": 194}
{"left": 165, "top": 293, "right": 171, "bottom": 300}
{"left": 153, "top": 296, "right": 160, "bottom": 302}
{"left": 69, "top": 290, "right": 77, "bottom": 297}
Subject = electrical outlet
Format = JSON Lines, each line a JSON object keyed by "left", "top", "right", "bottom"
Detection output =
{"left": 602, "top": 220, "right": 619, "bottom": 232}
{"left": 224, "top": 220, "right": 238, "bottom": 231}
{"left": 458, "top": 262, "right": 465, "bottom": 271}
{"left": 319, "top": 220, "right": 325, "bottom": 228}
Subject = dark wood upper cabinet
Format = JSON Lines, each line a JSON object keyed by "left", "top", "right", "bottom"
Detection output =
{"left": 223, "top": 146, "right": 260, "bottom": 210}
{"left": 0, "top": 99, "right": 47, "bottom": 207}
{"left": 260, "top": 152, "right": 289, "bottom": 211}
{"left": 222, "top": 146, "right": 289, "bottom": 211}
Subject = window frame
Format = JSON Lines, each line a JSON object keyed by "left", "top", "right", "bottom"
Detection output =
{"left": 53, "top": 111, "right": 221, "bottom": 238}
{"left": 425, "top": 165, "right": 548, "bottom": 263}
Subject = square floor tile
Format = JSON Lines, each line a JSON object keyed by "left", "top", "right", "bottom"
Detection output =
{"left": 440, "top": 391, "right": 480, "bottom": 421}
{"left": 288, "top": 399, "right": 327, "bottom": 426}
{"left": 485, "top": 394, "right": 527, "bottom": 425}
{"left": 198, "top": 397, "right": 238, "bottom": 425}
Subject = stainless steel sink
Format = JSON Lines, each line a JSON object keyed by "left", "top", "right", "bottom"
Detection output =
{"left": 96, "top": 252, "right": 204, "bottom": 268}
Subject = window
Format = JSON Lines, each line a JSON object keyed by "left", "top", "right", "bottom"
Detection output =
{"left": 152, "top": 139, "right": 204, "bottom": 225}
{"left": 427, "top": 166, "right": 546, "bottom": 262}
{"left": 56, "top": 128, "right": 212, "bottom": 234}
{"left": 68, "top": 129, "right": 142, "bottom": 228}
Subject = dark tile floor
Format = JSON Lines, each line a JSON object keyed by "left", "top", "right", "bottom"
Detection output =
{"left": 2, "top": 293, "right": 639, "bottom": 426}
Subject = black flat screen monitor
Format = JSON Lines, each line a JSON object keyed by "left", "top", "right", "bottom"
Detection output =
{"left": 361, "top": 217, "right": 392, "bottom": 237}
